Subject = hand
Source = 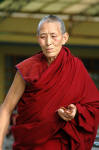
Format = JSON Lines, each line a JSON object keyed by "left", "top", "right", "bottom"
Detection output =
{"left": 57, "top": 104, "right": 77, "bottom": 121}
{"left": 0, "top": 146, "right": 2, "bottom": 150}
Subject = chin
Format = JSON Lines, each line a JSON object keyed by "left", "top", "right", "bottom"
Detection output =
{"left": 46, "top": 53, "right": 56, "bottom": 58}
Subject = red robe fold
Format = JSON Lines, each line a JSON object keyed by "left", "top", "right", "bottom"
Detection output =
{"left": 12, "top": 46, "right": 99, "bottom": 150}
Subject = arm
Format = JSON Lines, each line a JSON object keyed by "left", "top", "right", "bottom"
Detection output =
{"left": 0, "top": 71, "right": 26, "bottom": 149}
{"left": 57, "top": 61, "right": 99, "bottom": 149}
{"left": 58, "top": 59, "right": 99, "bottom": 131}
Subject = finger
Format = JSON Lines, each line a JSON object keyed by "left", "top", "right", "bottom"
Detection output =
{"left": 58, "top": 112, "right": 71, "bottom": 121}
{"left": 59, "top": 113, "right": 72, "bottom": 121}
{"left": 57, "top": 106, "right": 77, "bottom": 120}
{"left": 68, "top": 104, "right": 76, "bottom": 111}
{"left": 67, "top": 104, "right": 77, "bottom": 115}
{"left": 58, "top": 108, "right": 71, "bottom": 118}
{"left": 58, "top": 109, "right": 73, "bottom": 121}
{"left": 58, "top": 108, "right": 64, "bottom": 113}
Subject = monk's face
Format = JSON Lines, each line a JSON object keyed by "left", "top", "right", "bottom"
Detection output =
{"left": 37, "top": 21, "right": 69, "bottom": 59}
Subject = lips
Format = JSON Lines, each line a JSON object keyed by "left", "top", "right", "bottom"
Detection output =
{"left": 46, "top": 48, "right": 53, "bottom": 52}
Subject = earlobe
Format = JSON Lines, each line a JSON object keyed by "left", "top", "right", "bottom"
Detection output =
{"left": 62, "top": 32, "right": 69, "bottom": 45}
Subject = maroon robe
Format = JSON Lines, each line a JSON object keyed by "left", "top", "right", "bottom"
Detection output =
{"left": 12, "top": 46, "right": 99, "bottom": 150}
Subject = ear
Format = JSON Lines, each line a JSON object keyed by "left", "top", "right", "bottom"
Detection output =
{"left": 62, "top": 32, "right": 69, "bottom": 45}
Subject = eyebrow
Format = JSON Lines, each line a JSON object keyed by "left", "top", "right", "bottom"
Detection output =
{"left": 40, "top": 33, "right": 46, "bottom": 35}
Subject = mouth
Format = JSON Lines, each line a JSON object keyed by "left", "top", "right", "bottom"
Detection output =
{"left": 46, "top": 48, "right": 53, "bottom": 52}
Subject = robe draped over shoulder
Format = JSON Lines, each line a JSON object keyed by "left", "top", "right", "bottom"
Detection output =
{"left": 12, "top": 46, "right": 99, "bottom": 150}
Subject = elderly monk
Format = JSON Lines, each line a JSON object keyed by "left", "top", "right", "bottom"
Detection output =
{"left": 0, "top": 15, "right": 99, "bottom": 150}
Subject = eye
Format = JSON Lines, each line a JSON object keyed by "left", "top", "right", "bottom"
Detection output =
{"left": 51, "top": 35, "right": 57, "bottom": 38}
{"left": 40, "top": 33, "right": 46, "bottom": 39}
{"left": 40, "top": 36, "right": 46, "bottom": 39}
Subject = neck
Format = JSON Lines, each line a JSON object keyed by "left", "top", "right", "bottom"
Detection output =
{"left": 47, "top": 56, "right": 56, "bottom": 65}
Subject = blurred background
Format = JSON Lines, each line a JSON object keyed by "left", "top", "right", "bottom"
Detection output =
{"left": 0, "top": 0, "right": 99, "bottom": 149}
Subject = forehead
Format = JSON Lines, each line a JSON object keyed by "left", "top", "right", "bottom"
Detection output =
{"left": 39, "top": 21, "right": 61, "bottom": 34}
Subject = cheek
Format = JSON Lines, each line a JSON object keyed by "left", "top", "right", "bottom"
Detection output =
{"left": 38, "top": 39, "right": 45, "bottom": 47}
{"left": 54, "top": 38, "right": 63, "bottom": 45}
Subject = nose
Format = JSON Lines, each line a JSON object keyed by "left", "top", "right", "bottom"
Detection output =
{"left": 46, "top": 35, "right": 52, "bottom": 46}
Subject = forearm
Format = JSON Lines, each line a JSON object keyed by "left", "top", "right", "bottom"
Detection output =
{"left": 0, "top": 72, "right": 26, "bottom": 149}
{"left": 0, "top": 104, "right": 11, "bottom": 148}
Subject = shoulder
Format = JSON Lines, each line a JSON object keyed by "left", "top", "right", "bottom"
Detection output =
{"left": 64, "top": 46, "right": 83, "bottom": 66}
{"left": 16, "top": 52, "right": 43, "bottom": 73}
{"left": 16, "top": 52, "right": 42, "bottom": 68}
{"left": 65, "top": 46, "right": 87, "bottom": 73}
{"left": 15, "top": 52, "right": 43, "bottom": 82}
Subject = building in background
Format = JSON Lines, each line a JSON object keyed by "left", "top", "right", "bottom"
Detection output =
{"left": 0, "top": 0, "right": 99, "bottom": 101}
